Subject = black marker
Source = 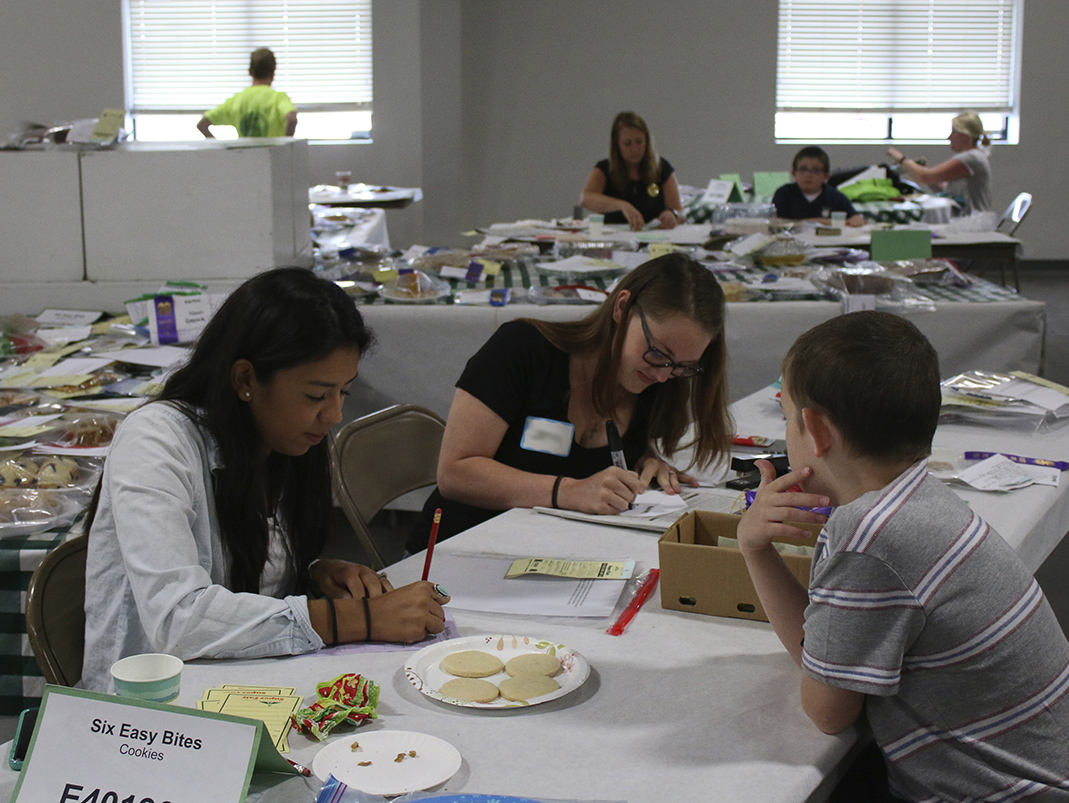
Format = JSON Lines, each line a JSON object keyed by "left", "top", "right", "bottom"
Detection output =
{"left": 606, "top": 420, "right": 627, "bottom": 470}
{"left": 606, "top": 420, "right": 633, "bottom": 510}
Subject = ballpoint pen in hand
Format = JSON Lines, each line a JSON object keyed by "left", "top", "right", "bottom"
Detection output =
{"left": 607, "top": 568, "right": 660, "bottom": 636}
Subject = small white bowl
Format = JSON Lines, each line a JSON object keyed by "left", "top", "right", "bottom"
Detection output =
{"left": 110, "top": 653, "right": 183, "bottom": 703}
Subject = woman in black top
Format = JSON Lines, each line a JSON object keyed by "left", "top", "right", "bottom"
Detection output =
{"left": 408, "top": 253, "right": 731, "bottom": 549}
{"left": 581, "top": 111, "right": 685, "bottom": 231}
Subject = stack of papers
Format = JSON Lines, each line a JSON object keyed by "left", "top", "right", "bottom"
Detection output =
{"left": 198, "top": 685, "right": 301, "bottom": 753}
{"left": 956, "top": 455, "right": 1059, "bottom": 491}
{"left": 940, "top": 370, "right": 1069, "bottom": 428}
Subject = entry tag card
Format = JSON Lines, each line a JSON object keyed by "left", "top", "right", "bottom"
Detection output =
{"left": 520, "top": 417, "right": 574, "bottom": 457}
{"left": 35, "top": 309, "right": 104, "bottom": 327}
{"left": 700, "top": 179, "right": 735, "bottom": 205}
{"left": 505, "top": 558, "right": 636, "bottom": 580}
{"left": 147, "top": 294, "right": 220, "bottom": 346}
{"left": 12, "top": 685, "right": 296, "bottom": 803}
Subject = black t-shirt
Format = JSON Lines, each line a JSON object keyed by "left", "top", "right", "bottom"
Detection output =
{"left": 595, "top": 157, "right": 674, "bottom": 224}
{"left": 408, "top": 321, "right": 654, "bottom": 549}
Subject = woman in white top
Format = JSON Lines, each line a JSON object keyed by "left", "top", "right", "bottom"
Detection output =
{"left": 82, "top": 268, "right": 448, "bottom": 692}
{"left": 887, "top": 111, "right": 992, "bottom": 213}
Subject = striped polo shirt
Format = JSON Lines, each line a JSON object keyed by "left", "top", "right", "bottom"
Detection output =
{"left": 803, "top": 460, "right": 1069, "bottom": 801}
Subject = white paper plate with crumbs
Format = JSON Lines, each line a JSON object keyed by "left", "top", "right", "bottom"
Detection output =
{"left": 311, "top": 730, "right": 461, "bottom": 795}
{"left": 405, "top": 634, "right": 591, "bottom": 709}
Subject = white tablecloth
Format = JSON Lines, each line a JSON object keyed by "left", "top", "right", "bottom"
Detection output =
{"left": 3, "top": 388, "right": 1066, "bottom": 802}
{"left": 347, "top": 292, "right": 1045, "bottom": 422}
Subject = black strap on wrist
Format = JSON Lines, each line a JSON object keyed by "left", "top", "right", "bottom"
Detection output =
{"left": 362, "top": 595, "right": 373, "bottom": 642}
{"left": 325, "top": 596, "right": 338, "bottom": 647}
{"left": 552, "top": 475, "right": 564, "bottom": 509}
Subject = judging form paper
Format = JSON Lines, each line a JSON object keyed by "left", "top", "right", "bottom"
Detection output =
{"left": 428, "top": 553, "right": 628, "bottom": 617}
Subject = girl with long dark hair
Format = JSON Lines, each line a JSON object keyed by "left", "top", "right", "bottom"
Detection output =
{"left": 83, "top": 268, "right": 447, "bottom": 692}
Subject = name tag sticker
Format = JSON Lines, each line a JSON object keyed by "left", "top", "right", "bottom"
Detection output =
{"left": 520, "top": 417, "right": 574, "bottom": 457}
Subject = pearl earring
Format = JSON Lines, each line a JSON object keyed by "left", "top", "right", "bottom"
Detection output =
{"left": 244, "top": 392, "right": 251, "bottom": 399}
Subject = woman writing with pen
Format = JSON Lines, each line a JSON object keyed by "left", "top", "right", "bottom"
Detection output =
{"left": 81, "top": 268, "right": 448, "bottom": 693}
{"left": 408, "top": 253, "right": 732, "bottom": 550}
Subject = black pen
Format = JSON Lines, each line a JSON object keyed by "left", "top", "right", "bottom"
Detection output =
{"left": 605, "top": 420, "right": 632, "bottom": 509}
{"left": 606, "top": 420, "right": 627, "bottom": 469}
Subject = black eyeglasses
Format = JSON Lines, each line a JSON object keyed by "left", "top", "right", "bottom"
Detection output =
{"left": 634, "top": 304, "right": 703, "bottom": 379}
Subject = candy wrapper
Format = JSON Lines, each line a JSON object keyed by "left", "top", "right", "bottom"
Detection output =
{"left": 291, "top": 673, "right": 380, "bottom": 741}
{"left": 745, "top": 488, "right": 833, "bottom": 517}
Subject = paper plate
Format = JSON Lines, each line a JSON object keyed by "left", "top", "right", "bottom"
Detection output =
{"left": 405, "top": 634, "right": 590, "bottom": 709}
{"left": 311, "top": 730, "right": 461, "bottom": 795}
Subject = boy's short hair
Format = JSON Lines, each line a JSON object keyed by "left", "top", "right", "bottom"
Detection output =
{"left": 783, "top": 311, "right": 941, "bottom": 463}
{"left": 249, "top": 48, "right": 277, "bottom": 80}
{"left": 792, "top": 146, "right": 831, "bottom": 173}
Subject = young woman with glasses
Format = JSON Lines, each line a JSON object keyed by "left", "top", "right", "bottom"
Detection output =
{"left": 407, "top": 253, "right": 732, "bottom": 549}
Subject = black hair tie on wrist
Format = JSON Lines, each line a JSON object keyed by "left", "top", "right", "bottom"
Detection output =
{"left": 552, "top": 475, "right": 564, "bottom": 509}
{"left": 362, "top": 595, "right": 373, "bottom": 642}
{"left": 326, "top": 596, "right": 338, "bottom": 647}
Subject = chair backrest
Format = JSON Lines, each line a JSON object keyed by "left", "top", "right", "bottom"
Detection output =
{"left": 997, "top": 192, "right": 1032, "bottom": 236}
{"left": 332, "top": 404, "right": 446, "bottom": 570}
{"left": 25, "top": 534, "right": 88, "bottom": 686}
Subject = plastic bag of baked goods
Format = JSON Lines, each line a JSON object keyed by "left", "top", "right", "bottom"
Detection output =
{"left": 40, "top": 411, "right": 124, "bottom": 450}
{"left": 0, "top": 489, "right": 80, "bottom": 536}
{"left": 809, "top": 263, "right": 936, "bottom": 313}
{"left": 0, "top": 453, "right": 98, "bottom": 494}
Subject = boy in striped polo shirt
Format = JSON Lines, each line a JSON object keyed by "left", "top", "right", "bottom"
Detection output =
{"left": 738, "top": 311, "right": 1069, "bottom": 802}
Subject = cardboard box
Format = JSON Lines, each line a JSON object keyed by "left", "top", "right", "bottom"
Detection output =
{"left": 658, "top": 510, "right": 820, "bottom": 623}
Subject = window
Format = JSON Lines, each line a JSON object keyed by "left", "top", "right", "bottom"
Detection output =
{"left": 775, "top": 0, "right": 1022, "bottom": 144}
{"left": 123, "top": 0, "right": 372, "bottom": 141}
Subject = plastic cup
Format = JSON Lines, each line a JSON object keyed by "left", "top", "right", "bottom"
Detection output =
{"left": 110, "top": 653, "right": 183, "bottom": 703}
{"left": 335, "top": 170, "right": 352, "bottom": 191}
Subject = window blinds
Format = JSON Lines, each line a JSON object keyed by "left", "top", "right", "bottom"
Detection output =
{"left": 776, "top": 0, "right": 1020, "bottom": 113}
{"left": 125, "top": 0, "right": 372, "bottom": 113}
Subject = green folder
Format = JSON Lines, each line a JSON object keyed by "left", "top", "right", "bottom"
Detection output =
{"left": 753, "top": 171, "right": 791, "bottom": 200}
{"left": 870, "top": 229, "right": 932, "bottom": 262}
{"left": 718, "top": 173, "right": 746, "bottom": 202}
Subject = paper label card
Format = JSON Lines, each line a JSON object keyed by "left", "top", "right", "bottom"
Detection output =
{"left": 648, "top": 242, "right": 683, "bottom": 259}
{"left": 12, "top": 686, "right": 295, "bottom": 803}
{"left": 505, "top": 558, "right": 636, "bottom": 580}
{"left": 36, "top": 309, "right": 104, "bottom": 327}
{"left": 842, "top": 294, "right": 877, "bottom": 313}
{"left": 701, "top": 180, "right": 735, "bottom": 205}
{"left": 91, "top": 108, "right": 126, "bottom": 143}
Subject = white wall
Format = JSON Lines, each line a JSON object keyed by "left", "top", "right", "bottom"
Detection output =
{"left": 447, "top": 0, "right": 1067, "bottom": 259}
{"left": 0, "top": 0, "right": 1065, "bottom": 271}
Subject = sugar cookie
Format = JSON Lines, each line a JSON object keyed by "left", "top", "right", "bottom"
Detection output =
{"left": 505, "top": 653, "right": 561, "bottom": 678}
{"left": 498, "top": 674, "right": 560, "bottom": 702}
{"left": 440, "top": 678, "right": 500, "bottom": 703}
{"left": 440, "top": 650, "right": 504, "bottom": 678}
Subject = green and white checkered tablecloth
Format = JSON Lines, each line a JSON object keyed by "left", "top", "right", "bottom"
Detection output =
{"left": 0, "top": 529, "right": 70, "bottom": 715}
{"left": 682, "top": 197, "right": 925, "bottom": 225}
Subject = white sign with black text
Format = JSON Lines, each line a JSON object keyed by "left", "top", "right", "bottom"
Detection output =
{"left": 12, "top": 687, "right": 272, "bottom": 803}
